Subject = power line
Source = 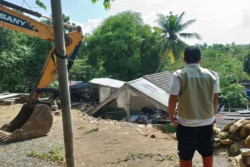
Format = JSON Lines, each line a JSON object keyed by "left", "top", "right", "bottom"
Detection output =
{"left": 22, "top": 0, "right": 31, "bottom": 9}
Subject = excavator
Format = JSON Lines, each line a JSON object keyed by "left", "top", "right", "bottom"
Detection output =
{"left": 0, "top": 1, "right": 83, "bottom": 142}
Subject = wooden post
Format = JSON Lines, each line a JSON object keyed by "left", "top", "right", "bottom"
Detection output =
{"left": 125, "top": 85, "right": 131, "bottom": 121}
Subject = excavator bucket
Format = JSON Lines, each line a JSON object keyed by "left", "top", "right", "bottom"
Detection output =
{"left": 0, "top": 103, "right": 53, "bottom": 143}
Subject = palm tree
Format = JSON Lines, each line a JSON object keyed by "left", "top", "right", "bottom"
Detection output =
{"left": 154, "top": 12, "right": 201, "bottom": 72}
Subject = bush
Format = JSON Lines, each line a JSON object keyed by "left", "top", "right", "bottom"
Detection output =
{"left": 220, "top": 83, "right": 249, "bottom": 108}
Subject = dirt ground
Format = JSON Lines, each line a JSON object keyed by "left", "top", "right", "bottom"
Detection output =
{"left": 0, "top": 104, "right": 232, "bottom": 167}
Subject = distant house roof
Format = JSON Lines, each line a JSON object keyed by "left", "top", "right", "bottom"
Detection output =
{"left": 128, "top": 78, "right": 169, "bottom": 107}
{"left": 89, "top": 78, "right": 125, "bottom": 88}
{"left": 70, "top": 82, "right": 89, "bottom": 90}
{"left": 143, "top": 71, "right": 173, "bottom": 92}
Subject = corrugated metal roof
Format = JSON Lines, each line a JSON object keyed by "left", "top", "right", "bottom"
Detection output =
{"left": 143, "top": 71, "right": 173, "bottom": 93}
{"left": 128, "top": 78, "right": 169, "bottom": 107}
{"left": 89, "top": 78, "right": 125, "bottom": 88}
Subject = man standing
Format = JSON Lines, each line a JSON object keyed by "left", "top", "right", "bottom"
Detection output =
{"left": 168, "top": 46, "right": 220, "bottom": 167}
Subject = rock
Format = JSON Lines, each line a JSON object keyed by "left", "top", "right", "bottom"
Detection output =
{"left": 229, "top": 132, "right": 241, "bottom": 141}
{"left": 240, "top": 148, "right": 250, "bottom": 158}
{"left": 221, "top": 138, "right": 234, "bottom": 145}
{"left": 221, "top": 119, "right": 239, "bottom": 132}
{"left": 240, "top": 127, "right": 250, "bottom": 138}
{"left": 150, "top": 134, "right": 156, "bottom": 138}
{"left": 214, "top": 138, "right": 221, "bottom": 148}
{"left": 217, "top": 131, "right": 228, "bottom": 140}
{"left": 244, "top": 124, "right": 250, "bottom": 130}
{"left": 214, "top": 142, "right": 221, "bottom": 148}
{"left": 229, "top": 143, "right": 243, "bottom": 155}
{"left": 233, "top": 155, "right": 248, "bottom": 167}
{"left": 244, "top": 135, "right": 250, "bottom": 148}
{"left": 213, "top": 124, "right": 219, "bottom": 134}
{"left": 54, "top": 111, "right": 61, "bottom": 115}
{"left": 229, "top": 119, "right": 248, "bottom": 134}
{"left": 228, "top": 157, "right": 238, "bottom": 167}
{"left": 245, "top": 157, "right": 250, "bottom": 166}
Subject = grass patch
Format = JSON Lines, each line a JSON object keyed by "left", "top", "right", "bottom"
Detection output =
{"left": 83, "top": 128, "right": 99, "bottom": 134}
{"left": 162, "top": 124, "right": 176, "bottom": 133}
{"left": 27, "top": 144, "right": 65, "bottom": 165}
{"left": 77, "top": 125, "right": 86, "bottom": 130}
{"left": 110, "top": 153, "right": 177, "bottom": 164}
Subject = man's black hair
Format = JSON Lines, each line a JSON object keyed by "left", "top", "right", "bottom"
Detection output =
{"left": 184, "top": 46, "right": 201, "bottom": 63}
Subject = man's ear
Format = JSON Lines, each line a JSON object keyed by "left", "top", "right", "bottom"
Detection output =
{"left": 183, "top": 58, "right": 187, "bottom": 64}
{"left": 198, "top": 58, "right": 201, "bottom": 63}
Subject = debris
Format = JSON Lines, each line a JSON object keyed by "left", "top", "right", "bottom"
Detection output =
{"left": 217, "top": 131, "right": 228, "bottom": 140}
{"left": 229, "top": 143, "right": 243, "bottom": 155}
{"left": 245, "top": 135, "right": 250, "bottom": 148}
{"left": 214, "top": 119, "right": 250, "bottom": 166}
{"left": 221, "top": 139, "right": 234, "bottom": 145}
{"left": 229, "top": 119, "right": 248, "bottom": 133}
{"left": 129, "top": 108, "right": 168, "bottom": 124}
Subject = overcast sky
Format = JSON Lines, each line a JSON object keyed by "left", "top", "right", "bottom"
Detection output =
{"left": 6, "top": 0, "right": 250, "bottom": 45}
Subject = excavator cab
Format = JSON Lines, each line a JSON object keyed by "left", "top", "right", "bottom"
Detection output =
{"left": 0, "top": 1, "right": 83, "bottom": 143}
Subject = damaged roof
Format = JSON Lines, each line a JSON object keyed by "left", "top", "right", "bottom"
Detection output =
{"left": 143, "top": 71, "right": 173, "bottom": 93}
{"left": 89, "top": 78, "right": 125, "bottom": 88}
{"left": 128, "top": 78, "right": 169, "bottom": 107}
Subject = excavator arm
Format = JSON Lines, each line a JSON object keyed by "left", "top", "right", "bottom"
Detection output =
{"left": 0, "top": 1, "right": 83, "bottom": 142}
{"left": 0, "top": 2, "right": 83, "bottom": 100}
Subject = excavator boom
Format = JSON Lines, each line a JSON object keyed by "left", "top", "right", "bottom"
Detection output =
{"left": 0, "top": 1, "right": 83, "bottom": 143}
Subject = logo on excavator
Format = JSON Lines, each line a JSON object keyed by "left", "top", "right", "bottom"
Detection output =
{"left": 0, "top": 10, "right": 33, "bottom": 30}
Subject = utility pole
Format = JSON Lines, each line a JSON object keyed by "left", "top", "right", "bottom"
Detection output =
{"left": 50, "top": 0, "right": 75, "bottom": 167}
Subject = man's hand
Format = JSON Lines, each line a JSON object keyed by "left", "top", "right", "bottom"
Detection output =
{"left": 170, "top": 116, "right": 179, "bottom": 127}
{"left": 168, "top": 95, "right": 179, "bottom": 127}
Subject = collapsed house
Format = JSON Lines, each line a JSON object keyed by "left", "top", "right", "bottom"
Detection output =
{"left": 89, "top": 78, "right": 125, "bottom": 103}
{"left": 87, "top": 71, "right": 173, "bottom": 124}
{"left": 69, "top": 81, "right": 99, "bottom": 105}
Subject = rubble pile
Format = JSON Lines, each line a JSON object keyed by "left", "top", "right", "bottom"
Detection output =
{"left": 129, "top": 107, "right": 168, "bottom": 124}
{"left": 214, "top": 119, "right": 250, "bottom": 166}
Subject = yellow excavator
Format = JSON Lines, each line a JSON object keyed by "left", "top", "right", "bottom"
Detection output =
{"left": 0, "top": 1, "right": 83, "bottom": 142}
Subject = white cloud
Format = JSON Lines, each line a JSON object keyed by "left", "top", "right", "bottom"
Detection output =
{"left": 107, "top": 0, "right": 250, "bottom": 45}
{"left": 74, "top": 18, "right": 103, "bottom": 35}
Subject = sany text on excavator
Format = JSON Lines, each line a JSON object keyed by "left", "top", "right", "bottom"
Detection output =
{"left": 0, "top": 1, "right": 83, "bottom": 143}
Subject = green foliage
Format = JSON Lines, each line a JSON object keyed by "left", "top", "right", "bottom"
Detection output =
{"left": 69, "top": 58, "right": 91, "bottom": 81}
{"left": 243, "top": 52, "right": 250, "bottom": 75}
{"left": 83, "top": 11, "right": 159, "bottom": 81}
{"left": 91, "top": 0, "right": 115, "bottom": 10}
{"left": 220, "top": 84, "right": 249, "bottom": 108}
{"left": 35, "top": 0, "right": 46, "bottom": 10}
{"left": 27, "top": 144, "right": 65, "bottom": 165}
{"left": 199, "top": 44, "right": 250, "bottom": 87}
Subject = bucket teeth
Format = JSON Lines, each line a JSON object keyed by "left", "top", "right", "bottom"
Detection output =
{"left": 0, "top": 131, "right": 12, "bottom": 143}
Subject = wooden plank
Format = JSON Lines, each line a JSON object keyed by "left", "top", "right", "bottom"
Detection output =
{"left": 0, "top": 93, "right": 19, "bottom": 100}
{"left": 224, "top": 117, "right": 250, "bottom": 120}
{"left": 225, "top": 114, "right": 250, "bottom": 117}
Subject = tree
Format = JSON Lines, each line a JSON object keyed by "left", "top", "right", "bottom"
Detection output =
{"left": 83, "top": 11, "right": 159, "bottom": 81}
{"left": 154, "top": 12, "right": 201, "bottom": 72}
{"left": 243, "top": 52, "right": 250, "bottom": 75}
